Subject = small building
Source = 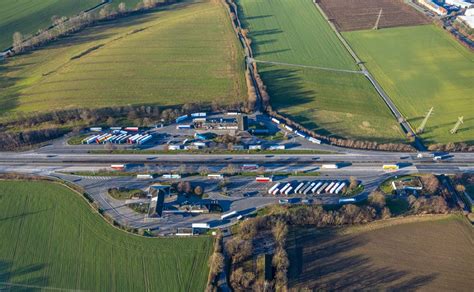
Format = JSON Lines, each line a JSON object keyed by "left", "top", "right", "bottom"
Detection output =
{"left": 197, "top": 115, "right": 248, "bottom": 131}
{"left": 249, "top": 128, "right": 270, "bottom": 135}
{"left": 458, "top": 15, "right": 474, "bottom": 28}
{"left": 419, "top": 0, "right": 448, "bottom": 15}
{"left": 232, "top": 144, "right": 245, "bottom": 151}
{"left": 191, "top": 223, "right": 210, "bottom": 234}
{"left": 445, "top": 0, "right": 473, "bottom": 8}
{"left": 194, "top": 132, "right": 215, "bottom": 140}
{"left": 176, "top": 228, "right": 193, "bottom": 236}
{"left": 248, "top": 145, "right": 262, "bottom": 150}
{"left": 458, "top": 8, "right": 474, "bottom": 28}
{"left": 168, "top": 144, "right": 182, "bottom": 150}
{"left": 391, "top": 177, "right": 423, "bottom": 195}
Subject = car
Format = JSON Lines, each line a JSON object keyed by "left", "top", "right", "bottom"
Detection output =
{"left": 279, "top": 199, "right": 289, "bottom": 205}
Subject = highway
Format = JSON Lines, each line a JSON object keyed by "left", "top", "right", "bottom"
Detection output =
{"left": 1, "top": 148, "right": 472, "bottom": 235}
{"left": 1, "top": 151, "right": 474, "bottom": 166}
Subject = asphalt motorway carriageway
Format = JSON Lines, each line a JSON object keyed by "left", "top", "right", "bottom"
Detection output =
{"left": 1, "top": 152, "right": 474, "bottom": 165}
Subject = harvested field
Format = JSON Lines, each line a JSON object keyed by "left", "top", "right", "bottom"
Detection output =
{"left": 318, "top": 0, "right": 430, "bottom": 31}
{"left": 287, "top": 215, "right": 474, "bottom": 291}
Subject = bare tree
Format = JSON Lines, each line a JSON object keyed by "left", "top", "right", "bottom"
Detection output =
{"left": 198, "top": 165, "right": 210, "bottom": 176}
{"left": 194, "top": 185, "right": 203, "bottom": 196}
{"left": 349, "top": 176, "right": 358, "bottom": 190}
{"left": 118, "top": 2, "right": 127, "bottom": 14}
{"left": 184, "top": 181, "right": 192, "bottom": 194}
{"left": 368, "top": 191, "right": 386, "bottom": 210}
{"left": 421, "top": 174, "right": 439, "bottom": 194}
{"left": 99, "top": 6, "right": 112, "bottom": 19}
{"left": 106, "top": 116, "right": 116, "bottom": 126}
{"left": 220, "top": 164, "right": 237, "bottom": 176}
{"left": 272, "top": 220, "right": 288, "bottom": 244}
{"left": 455, "top": 184, "right": 466, "bottom": 193}
{"left": 12, "top": 32, "right": 23, "bottom": 52}
{"left": 177, "top": 164, "right": 188, "bottom": 175}
{"left": 230, "top": 267, "right": 255, "bottom": 291}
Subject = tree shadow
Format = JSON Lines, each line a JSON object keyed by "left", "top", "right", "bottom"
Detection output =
{"left": 0, "top": 209, "right": 49, "bottom": 222}
{"left": 243, "top": 14, "right": 274, "bottom": 21}
{"left": 257, "top": 65, "right": 342, "bottom": 138}
{"left": 0, "top": 260, "right": 49, "bottom": 290}
{"left": 286, "top": 228, "right": 438, "bottom": 290}
{"left": 0, "top": 63, "right": 23, "bottom": 116}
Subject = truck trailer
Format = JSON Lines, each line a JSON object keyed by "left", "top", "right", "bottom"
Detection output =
{"left": 268, "top": 183, "right": 280, "bottom": 195}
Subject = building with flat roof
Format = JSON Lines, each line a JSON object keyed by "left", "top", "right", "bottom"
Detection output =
{"left": 419, "top": 0, "right": 448, "bottom": 15}
{"left": 194, "top": 115, "right": 248, "bottom": 131}
{"left": 445, "top": 0, "right": 473, "bottom": 8}
{"left": 458, "top": 15, "right": 474, "bottom": 27}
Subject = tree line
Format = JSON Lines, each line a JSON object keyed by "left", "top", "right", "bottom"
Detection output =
{"left": 10, "top": 0, "right": 178, "bottom": 56}
{"left": 268, "top": 109, "right": 416, "bottom": 152}
{"left": 0, "top": 102, "right": 245, "bottom": 151}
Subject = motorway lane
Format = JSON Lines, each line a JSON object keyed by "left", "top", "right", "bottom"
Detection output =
{"left": 1, "top": 152, "right": 474, "bottom": 165}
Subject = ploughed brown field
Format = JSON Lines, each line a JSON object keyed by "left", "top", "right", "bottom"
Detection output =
{"left": 287, "top": 216, "right": 474, "bottom": 291}
{"left": 318, "top": 0, "right": 430, "bottom": 31}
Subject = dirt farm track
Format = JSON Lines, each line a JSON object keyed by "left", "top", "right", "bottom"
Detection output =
{"left": 318, "top": 0, "right": 430, "bottom": 31}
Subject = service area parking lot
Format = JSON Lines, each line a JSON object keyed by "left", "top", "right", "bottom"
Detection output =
{"left": 62, "top": 112, "right": 333, "bottom": 154}
{"left": 48, "top": 168, "right": 385, "bottom": 235}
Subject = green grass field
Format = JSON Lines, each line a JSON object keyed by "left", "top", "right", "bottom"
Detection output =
{"left": 0, "top": 0, "right": 101, "bottom": 50}
{"left": 345, "top": 25, "right": 474, "bottom": 145}
{"left": 237, "top": 0, "right": 404, "bottom": 142}
{"left": 0, "top": 0, "right": 246, "bottom": 119}
{"left": 0, "top": 180, "right": 213, "bottom": 291}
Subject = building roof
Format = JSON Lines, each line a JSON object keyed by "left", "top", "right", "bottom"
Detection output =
{"left": 465, "top": 8, "right": 474, "bottom": 16}
{"left": 445, "top": 0, "right": 473, "bottom": 8}
{"left": 459, "top": 15, "right": 474, "bottom": 28}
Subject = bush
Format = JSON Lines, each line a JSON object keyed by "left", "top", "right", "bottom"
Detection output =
{"left": 230, "top": 267, "right": 255, "bottom": 291}
{"left": 368, "top": 191, "right": 386, "bottom": 210}
{"left": 420, "top": 174, "right": 440, "bottom": 195}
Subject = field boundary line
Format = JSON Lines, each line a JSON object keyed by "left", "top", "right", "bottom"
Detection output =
{"left": 250, "top": 58, "right": 364, "bottom": 74}
{"left": 0, "top": 281, "right": 89, "bottom": 292}
{"left": 312, "top": 0, "right": 425, "bottom": 150}
{"left": 339, "top": 214, "right": 458, "bottom": 235}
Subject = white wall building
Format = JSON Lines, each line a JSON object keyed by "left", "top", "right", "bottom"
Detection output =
{"left": 458, "top": 15, "right": 474, "bottom": 27}
{"left": 445, "top": 0, "right": 473, "bottom": 8}
{"left": 419, "top": 0, "right": 448, "bottom": 15}
{"left": 457, "top": 7, "right": 474, "bottom": 28}
{"left": 465, "top": 7, "right": 474, "bottom": 15}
